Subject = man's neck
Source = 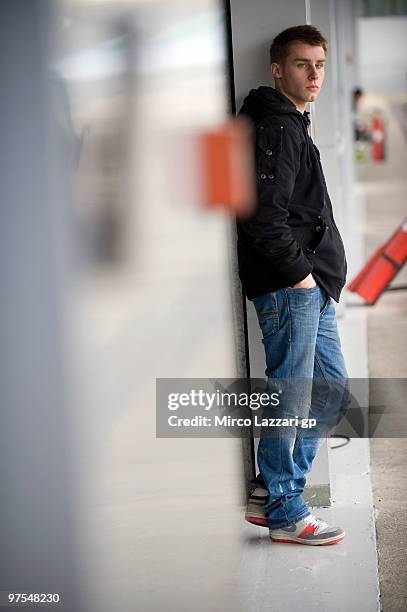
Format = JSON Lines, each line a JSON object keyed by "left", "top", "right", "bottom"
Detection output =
{"left": 275, "top": 86, "right": 307, "bottom": 113}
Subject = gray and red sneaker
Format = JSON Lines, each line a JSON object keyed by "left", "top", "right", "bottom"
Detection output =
{"left": 269, "top": 514, "right": 346, "bottom": 546}
{"left": 245, "top": 487, "right": 268, "bottom": 527}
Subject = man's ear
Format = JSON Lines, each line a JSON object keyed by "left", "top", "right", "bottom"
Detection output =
{"left": 271, "top": 62, "right": 282, "bottom": 80}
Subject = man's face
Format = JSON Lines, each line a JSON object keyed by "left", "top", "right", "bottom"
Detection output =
{"left": 271, "top": 42, "right": 326, "bottom": 112}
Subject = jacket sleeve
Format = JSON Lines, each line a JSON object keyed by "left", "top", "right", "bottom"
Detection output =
{"left": 239, "top": 121, "right": 313, "bottom": 286}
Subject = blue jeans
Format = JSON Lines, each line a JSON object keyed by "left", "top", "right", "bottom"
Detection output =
{"left": 251, "top": 285, "right": 350, "bottom": 529}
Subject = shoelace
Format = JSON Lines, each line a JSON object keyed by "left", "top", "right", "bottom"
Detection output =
{"left": 305, "top": 514, "right": 328, "bottom": 532}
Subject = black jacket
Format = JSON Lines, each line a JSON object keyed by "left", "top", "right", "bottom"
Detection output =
{"left": 237, "top": 86, "right": 347, "bottom": 302}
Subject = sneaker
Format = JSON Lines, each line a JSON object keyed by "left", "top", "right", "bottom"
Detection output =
{"left": 269, "top": 514, "right": 346, "bottom": 546}
{"left": 245, "top": 487, "right": 268, "bottom": 527}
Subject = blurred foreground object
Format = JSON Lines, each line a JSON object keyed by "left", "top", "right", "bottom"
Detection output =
{"left": 198, "top": 117, "right": 256, "bottom": 217}
{"left": 0, "top": 1, "right": 78, "bottom": 609}
{"left": 347, "top": 218, "right": 407, "bottom": 304}
{"left": 55, "top": 7, "right": 135, "bottom": 268}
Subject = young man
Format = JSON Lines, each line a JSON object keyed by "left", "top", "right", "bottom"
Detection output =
{"left": 237, "top": 25, "right": 350, "bottom": 545}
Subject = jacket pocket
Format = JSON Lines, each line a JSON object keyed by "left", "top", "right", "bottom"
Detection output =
{"left": 256, "top": 123, "right": 283, "bottom": 184}
{"left": 301, "top": 218, "right": 329, "bottom": 254}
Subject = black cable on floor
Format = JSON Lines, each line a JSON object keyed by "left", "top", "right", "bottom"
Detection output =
{"left": 329, "top": 435, "right": 351, "bottom": 449}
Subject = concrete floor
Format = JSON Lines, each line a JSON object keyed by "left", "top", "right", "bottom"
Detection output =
{"left": 240, "top": 436, "right": 380, "bottom": 612}
{"left": 358, "top": 95, "right": 407, "bottom": 612}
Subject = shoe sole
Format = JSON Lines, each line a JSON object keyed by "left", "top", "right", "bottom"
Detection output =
{"left": 245, "top": 513, "right": 268, "bottom": 527}
{"left": 247, "top": 515, "right": 346, "bottom": 545}
{"left": 270, "top": 532, "right": 346, "bottom": 546}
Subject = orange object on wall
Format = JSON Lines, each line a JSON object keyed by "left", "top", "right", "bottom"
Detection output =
{"left": 371, "top": 112, "right": 385, "bottom": 161}
{"left": 347, "top": 220, "right": 407, "bottom": 304}
{"left": 199, "top": 117, "right": 256, "bottom": 217}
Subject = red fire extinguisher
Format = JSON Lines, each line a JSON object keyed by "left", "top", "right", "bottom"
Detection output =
{"left": 371, "top": 111, "right": 385, "bottom": 161}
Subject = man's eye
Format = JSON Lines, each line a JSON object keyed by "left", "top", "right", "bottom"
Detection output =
{"left": 316, "top": 64, "right": 324, "bottom": 69}
{"left": 297, "top": 63, "right": 305, "bottom": 68}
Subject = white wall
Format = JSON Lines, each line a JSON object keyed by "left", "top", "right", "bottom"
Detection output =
{"left": 230, "top": 0, "right": 307, "bottom": 108}
{"left": 357, "top": 17, "right": 407, "bottom": 95}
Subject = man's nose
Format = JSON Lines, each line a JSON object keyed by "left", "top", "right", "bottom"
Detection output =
{"left": 308, "top": 67, "right": 318, "bottom": 80}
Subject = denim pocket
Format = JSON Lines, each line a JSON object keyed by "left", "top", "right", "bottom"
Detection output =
{"left": 255, "top": 293, "right": 280, "bottom": 338}
{"left": 285, "top": 285, "right": 320, "bottom": 312}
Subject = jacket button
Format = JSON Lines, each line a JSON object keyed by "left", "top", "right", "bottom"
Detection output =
{"left": 260, "top": 173, "right": 267, "bottom": 179}
{"left": 266, "top": 149, "right": 273, "bottom": 156}
{"left": 268, "top": 174, "right": 274, "bottom": 180}
{"left": 315, "top": 226, "right": 322, "bottom": 232}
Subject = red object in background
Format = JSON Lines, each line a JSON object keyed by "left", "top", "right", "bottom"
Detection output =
{"left": 347, "top": 220, "right": 407, "bottom": 305}
{"left": 199, "top": 117, "right": 256, "bottom": 217}
{"left": 371, "top": 112, "right": 385, "bottom": 161}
